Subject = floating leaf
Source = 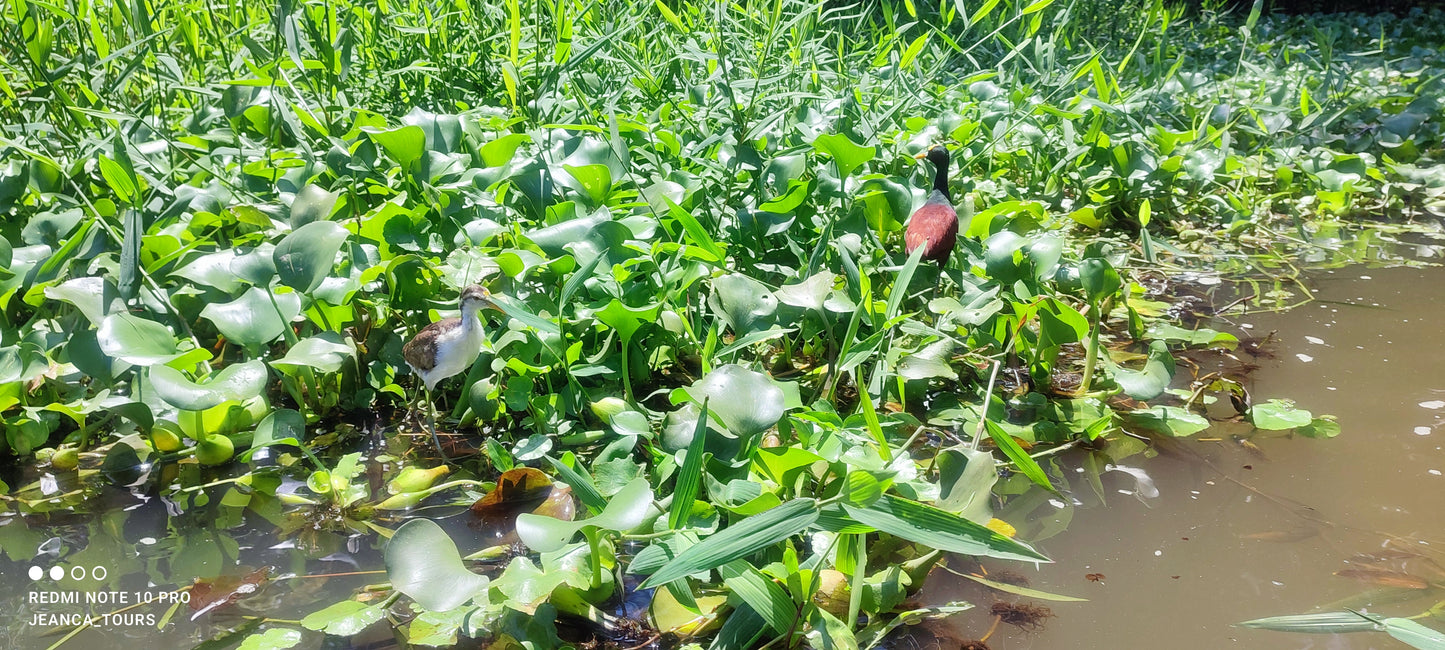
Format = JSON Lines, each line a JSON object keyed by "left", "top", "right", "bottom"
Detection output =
{"left": 1123, "top": 405, "right": 1210, "bottom": 437}
{"left": 385, "top": 519, "right": 490, "bottom": 612}
{"left": 1113, "top": 340, "right": 1176, "bottom": 401}
{"left": 1384, "top": 618, "right": 1445, "bottom": 650}
{"left": 1236, "top": 611, "right": 1379, "bottom": 634}
{"left": 300, "top": 600, "right": 387, "bottom": 636}
{"left": 951, "top": 570, "right": 1087, "bottom": 601}
{"left": 1251, "top": 399, "right": 1314, "bottom": 430}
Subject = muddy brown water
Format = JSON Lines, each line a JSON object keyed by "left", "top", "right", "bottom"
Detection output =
{"left": 914, "top": 265, "right": 1445, "bottom": 650}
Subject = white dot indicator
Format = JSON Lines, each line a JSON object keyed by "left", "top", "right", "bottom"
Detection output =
{"left": 1415, "top": 427, "right": 1432, "bottom": 436}
{"left": 28, "top": 566, "right": 42, "bottom": 581}
{"left": 49, "top": 566, "right": 63, "bottom": 581}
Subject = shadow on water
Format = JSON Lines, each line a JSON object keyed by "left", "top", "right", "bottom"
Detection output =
{"left": 901, "top": 263, "right": 1445, "bottom": 650}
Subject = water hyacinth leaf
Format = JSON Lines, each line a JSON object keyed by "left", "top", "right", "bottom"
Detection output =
{"left": 300, "top": 600, "right": 387, "bottom": 636}
{"left": 1297, "top": 417, "right": 1341, "bottom": 439}
{"left": 595, "top": 299, "right": 661, "bottom": 343}
{"left": 935, "top": 446, "right": 998, "bottom": 523}
{"left": 985, "top": 420, "right": 1051, "bottom": 490}
{"left": 515, "top": 477, "right": 654, "bottom": 552}
{"left": 173, "top": 250, "right": 246, "bottom": 293}
{"left": 480, "top": 133, "right": 531, "bottom": 167}
{"left": 150, "top": 360, "right": 268, "bottom": 411}
{"left": 364, "top": 125, "right": 427, "bottom": 169}
{"left": 289, "top": 184, "right": 339, "bottom": 227}
{"left": 1146, "top": 323, "right": 1238, "bottom": 349}
{"left": 681, "top": 365, "right": 785, "bottom": 438}
{"left": 45, "top": 276, "right": 118, "bottom": 325}
{"left": 898, "top": 339, "right": 956, "bottom": 380}
{"left": 1113, "top": 340, "right": 1176, "bottom": 401}
{"left": 245, "top": 409, "right": 305, "bottom": 459}
{"left": 272, "top": 333, "right": 354, "bottom": 374}
{"left": 1251, "top": 399, "right": 1314, "bottom": 430}
{"left": 639, "top": 498, "right": 819, "bottom": 589}
{"left": 561, "top": 164, "right": 611, "bottom": 205}
{"left": 1384, "top": 618, "right": 1445, "bottom": 650}
{"left": 236, "top": 627, "right": 303, "bottom": 650}
{"left": 96, "top": 312, "right": 183, "bottom": 366}
{"left": 384, "top": 519, "right": 490, "bottom": 612}
{"left": 1123, "top": 404, "right": 1210, "bottom": 437}
{"left": 812, "top": 133, "right": 875, "bottom": 179}
{"left": 774, "top": 271, "right": 836, "bottom": 311}
{"left": 405, "top": 607, "right": 469, "bottom": 647}
{"left": 708, "top": 274, "right": 778, "bottom": 335}
{"left": 274, "top": 220, "right": 349, "bottom": 293}
{"left": 650, "top": 586, "right": 726, "bottom": 636}
{"left": 101, "top": 437, "right": 152, "bottom": 486}
{"left": 200, "top": 287, "right": 303, "bottom": 347}
{"left": 842, "top": 493, "right": 1049, "bottom": 562}
{"left": 1235, "top": 611, "right": 1379, "bottom": 634}
{"left": 1079, "top": 257, "right": 1122, "bottom": 304}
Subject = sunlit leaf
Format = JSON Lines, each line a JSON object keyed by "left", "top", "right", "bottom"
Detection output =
{"left": 385, "top": 519, "right": 490, "bottom": 612}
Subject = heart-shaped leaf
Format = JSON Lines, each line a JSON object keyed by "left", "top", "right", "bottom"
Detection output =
{"left": 274, "top": 220, "right": 349, "bottom": 293}
{"left": 97, "top": 313, "right": 183, "bottom": 366}
{"left": 150, "top": 360, "right": 268, "bottom": 411}
{"left": 385, "top": 519, "right": 490, "bottom": 612}
{"left": 200, "top": 287, "right": 303, "bottom": 347}
{"left": 681, "top": 365, "right": 786, "bottom": 438}
{"left": 1113, "top": 340, "right": 1175, "bottom": 401}
{"left": 516, "top": 477, "right": 655, "bottom": 553}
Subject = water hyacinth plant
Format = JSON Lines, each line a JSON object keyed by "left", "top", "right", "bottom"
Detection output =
{"left": 1, "top": 0, "right": 1441, "bottom": 647}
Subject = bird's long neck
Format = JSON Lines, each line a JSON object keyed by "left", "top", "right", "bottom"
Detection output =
{"left": 932, "top": 157, "right": 951, "bottom": 201}
{"left": 460, "top": 302, "right": 482, "bottom": 335}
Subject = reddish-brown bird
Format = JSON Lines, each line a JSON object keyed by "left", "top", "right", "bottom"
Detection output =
{"left": 904, "top": 145, "right": 958, "bottom": 265}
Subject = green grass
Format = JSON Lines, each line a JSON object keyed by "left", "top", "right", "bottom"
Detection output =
{"left": 0, "top": 0, "right": 1441, "bottom": 647}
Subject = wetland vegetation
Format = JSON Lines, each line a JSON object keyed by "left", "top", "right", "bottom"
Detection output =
{"left": 1, "top": 0, "right": 1443, "bottom": 648}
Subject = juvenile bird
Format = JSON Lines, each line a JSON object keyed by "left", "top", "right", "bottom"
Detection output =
{"left": 402, "top": 285, "right": 497, "bottom": 456}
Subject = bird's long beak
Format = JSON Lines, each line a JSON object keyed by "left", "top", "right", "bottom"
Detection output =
{"left": 913, "top": 151, "right": 929, "bottom": 159}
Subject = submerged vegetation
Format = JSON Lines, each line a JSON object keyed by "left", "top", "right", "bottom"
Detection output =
{"left": 1, "top": 0, "right": 1442, "bottom": 647}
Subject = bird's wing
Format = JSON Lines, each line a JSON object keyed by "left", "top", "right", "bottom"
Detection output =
{"left": 402, "top": 325, "right": 442, "bottom": 372}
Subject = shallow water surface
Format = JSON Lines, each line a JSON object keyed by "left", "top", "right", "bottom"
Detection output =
{"left": 916, "top": 265, "right": 1445, "bottom": 649}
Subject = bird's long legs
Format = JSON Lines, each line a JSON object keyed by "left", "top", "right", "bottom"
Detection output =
{"left": 422, "top": 386, "right": 447, "bottom": 458}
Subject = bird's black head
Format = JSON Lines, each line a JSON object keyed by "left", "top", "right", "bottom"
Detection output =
{"left": 924, "top": 145, "right": 950, "bottom": 170}
{"left": 915, "top": 145, "right": 952, "bottom": 196}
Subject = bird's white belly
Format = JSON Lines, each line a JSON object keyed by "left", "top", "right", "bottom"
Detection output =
{"left": 421, "top": 324, "right": 484, "bottom": 389}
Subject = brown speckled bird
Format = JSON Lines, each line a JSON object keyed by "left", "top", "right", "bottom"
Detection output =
{"left": 904, "top": 145, "right": 958, "bottom": 265}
